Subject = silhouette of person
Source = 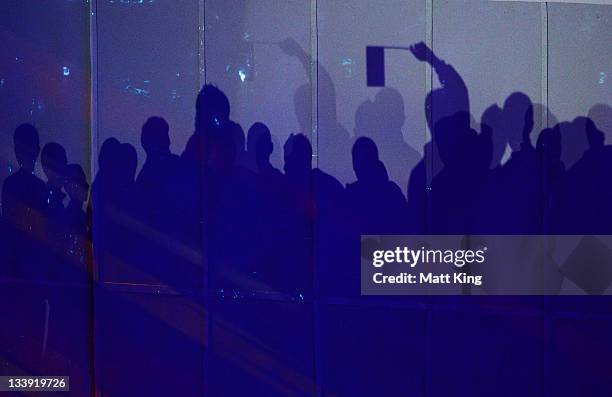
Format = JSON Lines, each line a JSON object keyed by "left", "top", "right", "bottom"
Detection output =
{"left": 535, "top": 126, "right": 565, "bottom": 233}
{"left": 340, "top": 137, "right": 407, "bottom": 295}
{"left": 62, "top": 163, "right": 90, "bottom": 282}
{"left": 183, "top": 84, "right": 230, "bottom": 164}
{"left": 91, "top": 138, "right": 139, "bottom": 282}
{"left": 282, "top": 133, "right": 344, "bottom": 296}
{"left": 410, "top": 41, "right": 469, "bottom": 141}
{"left": 481, "top": 104, "right": 505, "bottom": 170}
{"left": 134, "top": 116, "right": 184, "bottom": 285}
{"left": 161, "top": 84, "right": 233, "bottom": 288}
{"left": 2, "top": 123, "right": 47, "bottom": 279}
{"left": 496, "top": 92, "right": 541, "bottom": 233}
{"left": 205, "top": 122, "right": 259, "bottom": 292}
{"left": 41, "top": 142, "right": 68, "bottom": 278}
{"left": 472, "top": 104, "right": 505, "bottom": 233}
{"left": 243, "top": 122, "right": 288, "bottom": 292}
{"left": 247, "top": 122, "right": 283, "bottom": 179}
{"left": 346, "top": 137, "right": 408, "bottom": 234}
{"left": 279, "top": 37, "right": 353, "bottom": 184}
{"left": 41, "top": 142, "right": 68, "bottom": 213}
{"left": 353, "top": 88, "right": 420, "bottom": 190}
{"left": 429, "top": 113, "right": 488, "bottom": 234}
{"left": 405, "top": 42, "right": 472, "bottom": 233}
{"left": 405, "top": 141, "right": 432, "bottom": 234}
{"left": 563, "top": 117, "right": 612, "bottom": 233}
{"left": 588, "top": 104, "right": 612, "bottom": 143}
{"left": 353, "top": 100, "right": 375, "bottom": 137}
{"left": 137, "top": 117, "right": 182, "bottom": 226}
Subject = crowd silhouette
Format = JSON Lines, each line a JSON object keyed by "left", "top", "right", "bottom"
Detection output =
{"left": 1, "top": 42, "right": 611, "bottom": 298}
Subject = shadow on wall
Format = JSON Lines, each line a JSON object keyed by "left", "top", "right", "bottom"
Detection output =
{"left": 2, "top": 40, "right": 612, "bottom": 289}
{"left": 2, "top": 38, "right": 612, "bottom": 396}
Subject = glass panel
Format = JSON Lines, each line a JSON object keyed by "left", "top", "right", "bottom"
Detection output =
{"left": 432, "top": 0, "right": 543, "bottom": 235}
{"left": 95, "top": 0, "right": 201, "bottom": 286}
{"left": 0, "top": 2, "right": 92, "bottom": 391}
{"left": 319, "top": 304, "right": 426, "bottom": 396}
{"left": 550, "top": 318, "right": 612, "bottom": 396}
{"left": 204, "top": 0, "right": 313, "bottom": 297}
{"left": 0, "top": 0, "right": 92, "bottom": 281}
{"left": 548, "top": 3, "right": 611, "bottom": 136}
{"left": 433, "top": 0, "right": 542, "bottom": 135}
{"left": 430, "top": 310, "right": 543, "bottom": 396}
{"left": 210, "top": 300, "right": 315, "bottom": 397}
{"left": 317, "top": 0, "right": 427, "bottom": 187}
{"left": 97, "top": 290, "right": 207, "bottom": 395}
{"left": 547, "top": 4, "right": 612, "bottom": 236}
{"left": 316, "top": 0, "right": 427, "bottom": 299}
{"left": 204, "top": 0, "right": 312, "bottom": 169}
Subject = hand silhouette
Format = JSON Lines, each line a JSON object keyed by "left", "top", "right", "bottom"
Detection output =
{"left": 409, "top": 42, "right": 432, "bottom": 62}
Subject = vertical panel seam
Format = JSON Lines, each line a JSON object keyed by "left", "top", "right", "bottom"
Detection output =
{"left": 88, "top": 2, "right": 100, "bottom": 395}
{"left": 541, "top": 5, "right": 551, "bottom": 397}
{"left": 311, "top": 0, "right": 319, "bottom": 163}
{"left": 424, "top": 1, "right": 434, "bottom": 397}
{"left": 199, "top": 0, "right": 206, "bottom": 87}
{"left": 310, "top": 3, "right": 323, "bottom": 396}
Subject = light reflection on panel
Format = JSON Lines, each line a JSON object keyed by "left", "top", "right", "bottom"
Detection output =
{"left": 317, "top": 0, "right": 426, "bottom": 188}
{"left": 433, "top": 0, "right": 542, "bottom": 140}
{"left": 0, "top": 0, "right": 91, "bottom": 184}
{"left": 97, "top": 290, "right": 207, "bottom": 396}
{"left": 97, "top": 0, "right": 199, "bottom": 170}
{"left": 204, "top": 0, "right": 312, "bottom": 170}
{"left": 210, "top": 300, "right": 315, "bottom": 397}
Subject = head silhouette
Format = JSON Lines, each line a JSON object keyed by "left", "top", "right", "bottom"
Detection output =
{"left": 354, "top": 99, "right": 375, "bottom": 137}
{"left": 118, "top": 143, "right": 138, "bottom": 183}
{"left": 247, "top": 122, "right": 273, "bottom": 168}
{"left": 41, "top": 142, "right": 68, "bottom": 189}
{"left": 536, "top": 126, "right": 562, "bottom": 165}
{"left": 503, "top": 92, "right": 534, "bottom": 151}
{"left": 352, "top": 136, "right": 380, "bottom": 182}
{"left": 195, "top": 84, "right": 230, "bottom": 133}
{"left": 13, "top": 123, "right": 40, "bottom": 172}
{"left": 583, "top": 117, "right": 605, "bottom": 150}
{"left": 141, "top": 116, "right": 170, "bottom": 157}
{"left": 559, "top": 117, "right": 599, "bottom": 168}
{"left": 64, "top": 163, "right": 89, "bottom": 205}
{"left": 98, "top": 137, "right": 121, "bottom": 175}
{"left": 588, "top": 104, "right": 612, "bottom": 140}
{"left": 283, "top": 133, "right": 311, "bottom": 177}
{"left": 434, "top": 112, "right": 478, "bottom": 169}
{"left": 374, "top": 87, "right": 405, "bottom": 132}
{"left": 481, "top": 104, "right": 505, "bottom": 168}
